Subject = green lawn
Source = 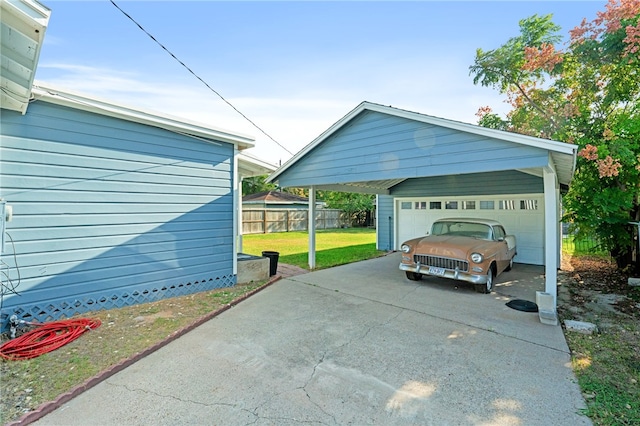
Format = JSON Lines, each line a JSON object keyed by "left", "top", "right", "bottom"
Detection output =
{"left": 242, "top": 228, "right": 383, "bottom": 270}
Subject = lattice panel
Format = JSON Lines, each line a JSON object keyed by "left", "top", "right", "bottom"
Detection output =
{"left": 1, "top": 274, "right": 237, "bottom": 330}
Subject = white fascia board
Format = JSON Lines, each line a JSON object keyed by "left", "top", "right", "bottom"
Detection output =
{"left": 30, "top": 82, "right": 255, "bottom": 149}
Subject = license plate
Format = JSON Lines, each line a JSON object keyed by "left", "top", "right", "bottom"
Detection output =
{"left": 428, "top": 266, "right": 446, "bottom": 276}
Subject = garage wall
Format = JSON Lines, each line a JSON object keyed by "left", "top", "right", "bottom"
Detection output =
{"left": 376, "top": 195, "right": 395, "bottom": 250}
{"left": 1, "top": 102, "right": 236, "bottom": 324}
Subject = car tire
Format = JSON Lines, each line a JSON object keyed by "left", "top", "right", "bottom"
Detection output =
{"left": 475, "top": 267, "right": 494, "bottom": 294}
{"left": 406, "top": 271, "right": 422, "bottom": 281}
{"left": 505, "top": 257, "right": 514, "bottom": 272}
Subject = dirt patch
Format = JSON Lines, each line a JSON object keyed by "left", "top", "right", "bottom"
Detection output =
{"left": 558, "top": 254, "right": 640, "bottom": 322}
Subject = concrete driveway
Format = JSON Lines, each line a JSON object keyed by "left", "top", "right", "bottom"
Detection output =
{"left": 34, "top": 253, "right": 590, "bottom": 425}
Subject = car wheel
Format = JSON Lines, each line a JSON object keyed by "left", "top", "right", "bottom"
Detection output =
{"left": 475, "top": 268, "right": 494, "bottom": 294}
{"left": 505, "top": 257, "right": 514, "bottom": 272}
{"left": 406, "top": 271, "right": 422, "bottom": 281}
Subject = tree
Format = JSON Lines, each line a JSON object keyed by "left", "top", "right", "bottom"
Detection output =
{"left": 242, "top": 175, "right": 277, "bottom": 196}
{"left": 319, "top": 191, "right": 375, "bottom": 227}
{"left": 470, "top": 0, "right": 640, "bottom": 270}
{"left": 242, "top": 176, "right": 374, "bottom": 227}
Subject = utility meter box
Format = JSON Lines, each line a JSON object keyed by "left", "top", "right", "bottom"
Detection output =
{"left": 0, "top": 200, "right": 6, "bottom": 255}
{"left": 0, "top": 200, "right": 11, "bottom": 255}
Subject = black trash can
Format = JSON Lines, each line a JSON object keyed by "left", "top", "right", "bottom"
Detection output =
{"left": 262, "top": 251, "right": 280, "bottom": 276}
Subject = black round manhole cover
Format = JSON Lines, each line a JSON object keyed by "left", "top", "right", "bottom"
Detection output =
{"left": 506, "top": 299, "right": 539, "bottom": 312}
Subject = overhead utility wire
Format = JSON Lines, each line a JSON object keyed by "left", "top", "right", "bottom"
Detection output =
{"left": 109, "top": 1, "right": 293, "bottom": 156}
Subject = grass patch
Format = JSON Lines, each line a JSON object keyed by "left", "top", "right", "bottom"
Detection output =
{"left": 242, "top": 228, "right": 383, "bottom": 269}
{"left": 565, "top": 323, "right": 640, "bottom": 425}
{"left": 279, "top": 243, "right": 382, "bottom": 269}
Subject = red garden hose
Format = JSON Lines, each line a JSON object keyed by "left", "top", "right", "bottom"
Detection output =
{"left": 0, "top": 318, "right": 101, "bottom": 361}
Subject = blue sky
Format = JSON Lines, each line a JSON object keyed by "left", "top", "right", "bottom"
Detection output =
{"left": 35, "top": 1, "right": 606, "bottom": 165}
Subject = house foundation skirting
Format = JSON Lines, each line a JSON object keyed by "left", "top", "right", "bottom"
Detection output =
{"left": 1, "top": 274, "right": 237, "bottom": 330}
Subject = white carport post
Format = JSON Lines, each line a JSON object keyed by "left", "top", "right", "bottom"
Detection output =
{"left": 541, "top": 165, "right": 559, "bottom": 324}
{"left": 308, "top": 186, "right": 316, "bottom": 269}
{"left": 237, "top": 175, "right": 244, "bottom": 254}
{"left": 233, "top": 148, "right": 239, "bottom": 276}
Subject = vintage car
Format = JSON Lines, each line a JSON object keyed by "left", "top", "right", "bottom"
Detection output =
{"left": 399, "top": 218, "right": 517, "bottom": 293}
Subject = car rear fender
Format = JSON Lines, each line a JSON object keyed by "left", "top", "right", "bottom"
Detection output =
{"left": 504, "top": 235, "right": 516, "bottom": 251}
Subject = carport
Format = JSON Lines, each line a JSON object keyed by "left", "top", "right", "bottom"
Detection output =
{"left": 268, "top": 102, "right": 577, "bottom": 322}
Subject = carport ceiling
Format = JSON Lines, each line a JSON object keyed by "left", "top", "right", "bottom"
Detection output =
{"left": 268, "top": 102, "right": 577, "bottom": 194}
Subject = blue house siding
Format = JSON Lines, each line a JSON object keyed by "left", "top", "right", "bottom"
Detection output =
{"left": 1, "top": 102, "right": 236, "bottom": 325}
{"left": 376, "top": 195, "right": 394, "bottom": 251}
{"left": 277, "top": 110, "right": 550, "bottom": 188}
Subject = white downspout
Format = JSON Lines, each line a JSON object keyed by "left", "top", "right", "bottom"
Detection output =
{"left": 308, "top": 186, "right": 316, "bottom": 269}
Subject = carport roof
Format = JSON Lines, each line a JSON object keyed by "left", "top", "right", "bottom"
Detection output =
{"left": 268, "top": 102, "right": 578, "bottom": 192}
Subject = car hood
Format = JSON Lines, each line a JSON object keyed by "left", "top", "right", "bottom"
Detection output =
{"left": 407, "top": 235, "right": 497, "bottom": 259}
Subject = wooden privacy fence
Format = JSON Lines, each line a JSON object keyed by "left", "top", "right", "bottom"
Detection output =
{"left": 243, "top": 209, "right": 347, "bottom": 234}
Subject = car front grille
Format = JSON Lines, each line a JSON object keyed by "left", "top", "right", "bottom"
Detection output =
{"left": 413, "top": 255, "right": 469, "bottom": 272}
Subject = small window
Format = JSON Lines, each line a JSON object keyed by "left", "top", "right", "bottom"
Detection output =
{"left": 520, "top": 199, "right": 538, "bottom": 210}
{"left": 494, "top": 226, "right": 506, "bottom": 240}
{"left": 430, "top": 201, "right": 442, "bottom": 209}
{"left": 415, "top": 201, "right": 427, "bottom": 210}
{"left": 480, "top": 201, "right": 494, "bottom": 210}
{"left": 499, "top": 200, "right": 516, "bottom": 210}
{"left": 462, "top": 201, "right": 476, "bottom": 210}
{"left": 445, "top": 201, "right": 458, "bottom": 210}
{"left": 401, "top": 202, "right": 412, "bottom": 210}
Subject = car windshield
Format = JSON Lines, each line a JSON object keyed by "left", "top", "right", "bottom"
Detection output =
{"left": 431, "top": 221, "right": 493, "bottom": 240}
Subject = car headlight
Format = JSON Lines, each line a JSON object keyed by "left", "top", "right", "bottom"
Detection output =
{"left": 471, "top": 253, "right": 483, "bottom": 263}
{"left": 401, "top": 244, "right": 411, "bottom": 253}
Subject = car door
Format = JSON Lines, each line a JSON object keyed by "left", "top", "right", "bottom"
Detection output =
{"left": 492, "top": 225, "right": 510, "bottom": 272}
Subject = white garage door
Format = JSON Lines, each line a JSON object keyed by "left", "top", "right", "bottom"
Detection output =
{"left": 396, "top": 195, "right": 544, "bottom": 265}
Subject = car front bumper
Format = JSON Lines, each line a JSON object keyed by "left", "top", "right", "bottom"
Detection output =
{"left": 399, "top": 263, "right": 488, "bottom": 285}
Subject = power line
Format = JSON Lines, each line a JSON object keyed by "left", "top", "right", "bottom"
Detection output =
{"left": 109, "top": 1, "right": 293, "bottom": 156}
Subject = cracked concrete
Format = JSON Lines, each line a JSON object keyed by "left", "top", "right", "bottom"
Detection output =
{"left": 33, "top": 253, "right": 590, "bottom": 426}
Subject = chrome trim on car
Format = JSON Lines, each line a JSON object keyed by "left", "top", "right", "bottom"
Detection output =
{"left": 400, "top": 263, "right": 488, "bottom": 284}
{"left": 413, "top": 254, "right": 469, "bottom": 272}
